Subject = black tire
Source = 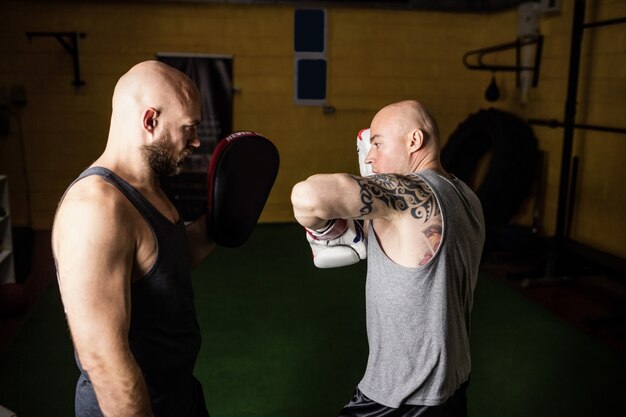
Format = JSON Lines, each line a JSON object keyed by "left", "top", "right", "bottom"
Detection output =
{"left": 441, "top": 109, "right": 539, "bottom": 247}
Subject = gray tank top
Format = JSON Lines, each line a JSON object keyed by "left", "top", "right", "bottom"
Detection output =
{"left": 61, "top": 167, "right": 203, "bottom": 416}
{"left": 358, "top": 169, "right": 485, "bottom": 408}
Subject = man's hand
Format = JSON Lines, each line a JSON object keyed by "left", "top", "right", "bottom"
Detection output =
{"left": 305, "top": 219, "right": 367, "bottom": 268}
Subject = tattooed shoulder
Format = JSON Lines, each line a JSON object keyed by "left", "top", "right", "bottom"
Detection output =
{"left": 351, "top": 174, "right": 441, "bottom": 221}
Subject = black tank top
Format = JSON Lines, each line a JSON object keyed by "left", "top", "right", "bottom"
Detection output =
{"left": 67, "top": 167, "right": 203, "bottom": 416}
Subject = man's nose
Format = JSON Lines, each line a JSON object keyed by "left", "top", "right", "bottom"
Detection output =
{"left": 188, "top": 137, "right": 201, "bottom": 148}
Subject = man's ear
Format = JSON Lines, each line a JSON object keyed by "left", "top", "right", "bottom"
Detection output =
{"left": 409, "top": 128, "right": 424, "bottom": 152}
{"left": 142, "top": 108, "right": 159, "bottom": 133}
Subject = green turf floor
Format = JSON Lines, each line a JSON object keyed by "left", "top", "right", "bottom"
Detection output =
{"left": 1, "top": 223, "right": 625, "bottom": 416}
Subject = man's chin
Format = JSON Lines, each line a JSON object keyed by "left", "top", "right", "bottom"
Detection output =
{"left": 170, "top": 160, "right": 187, "bottom": 176}
{"left": 163, "top": 165, "right": 182, "bottom": 177}
{"left": 153, "top": 164, "right": 182, "bottom": 179}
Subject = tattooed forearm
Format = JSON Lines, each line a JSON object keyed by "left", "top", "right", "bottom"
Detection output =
{"left": 351, "top": 174, "right": 440, "bottom": 221}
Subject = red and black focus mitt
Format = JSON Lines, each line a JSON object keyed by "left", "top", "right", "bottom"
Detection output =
{"left": 206, "top": 131, "right": 279, "bottom": 247}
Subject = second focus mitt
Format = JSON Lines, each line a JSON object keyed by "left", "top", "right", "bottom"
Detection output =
{"left": 206, "top": 131, "right": 279, "bottom": 247}
{"left": 357, "top": 128, "right": 373, "bottom": 177}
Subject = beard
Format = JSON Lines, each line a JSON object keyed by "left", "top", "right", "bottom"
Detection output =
{"left": 143, "top": 138, "right": 192, "bottom": 178}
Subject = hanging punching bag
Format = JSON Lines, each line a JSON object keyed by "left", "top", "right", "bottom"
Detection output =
{"left": 485, "top": 74, "right": 500, "bottom": 102}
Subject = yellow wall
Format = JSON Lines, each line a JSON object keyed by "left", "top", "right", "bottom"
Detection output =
{"left": 483, "top": 0, "right": 626, "bottom": 258}
{"left": 0, "top": 1, "right": 624, "bottom": 258}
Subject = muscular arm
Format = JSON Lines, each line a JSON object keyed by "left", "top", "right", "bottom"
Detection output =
{"left": 292, "top": 173, "right": 439, "bottom": 225}
{"left": 292, "top": 173, "right": 378, "bottom": 229}
{"left": 185, "top": 213, "right": 216, "bottom": 268}
{"left": 53, "top": 184, "right": 154, "bottom": 417}
{"left": 292, "top": 173, "right": 442, "bottom": 266}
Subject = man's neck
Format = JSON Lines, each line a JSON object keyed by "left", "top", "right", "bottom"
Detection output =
{"left": 93, "top": 151, "right": 159, "bottom": 191}
{"left": 409, "top": 153, "right": 451, "bottom": 178}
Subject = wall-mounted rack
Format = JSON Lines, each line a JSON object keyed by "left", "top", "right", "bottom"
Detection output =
{"left": 528, "top": 118, "right": 626, "bottom": 135}
{"left": 463, "top": 35, "right": 543, "bottom": 87}
{"left": 25, "top": 31, "right": 86, "bottom": 87}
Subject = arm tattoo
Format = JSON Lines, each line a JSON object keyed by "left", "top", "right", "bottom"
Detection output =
{"left": 351, "top": 174, "right": 440, "bottom": 221}
{"left": 420, "top": 224, "right": 442, "bottom": 266}
{"left": 423, "top": 224, "right": 442, "bottom": 239}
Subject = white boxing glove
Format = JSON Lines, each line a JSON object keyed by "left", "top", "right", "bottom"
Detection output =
{"left": 305, "top": 218, "right": 367, "bottom": 268}
{"left": 357, "top": 128, "right": 373, "bottom": 177}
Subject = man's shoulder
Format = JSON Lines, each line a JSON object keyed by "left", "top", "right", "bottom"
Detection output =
{"left": 52, "top": 175, "right": 140, "bottom": 253}
{"left": 63, "top": 175, "right": 128, "bottom": 209}
{"left": 55, "top": 174, "right": 137, "bottom": 231}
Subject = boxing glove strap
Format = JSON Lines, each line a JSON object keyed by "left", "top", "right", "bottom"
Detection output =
{"left": 306, "top": 218, "right": 348, "bottom": 241}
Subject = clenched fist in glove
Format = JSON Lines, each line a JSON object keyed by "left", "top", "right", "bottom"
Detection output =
{"left": 305, "top": 218, "right": 367, "bottom": 268}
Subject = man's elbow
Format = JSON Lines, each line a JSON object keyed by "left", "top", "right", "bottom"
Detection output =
{"left": 71, "top": 327, "right": 128, "bottom": 379}
{"left": 76, "top": 346, "right": 109, "bottom": 377}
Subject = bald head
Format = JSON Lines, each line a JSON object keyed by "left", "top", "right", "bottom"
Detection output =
{"left": 94, "top": 60, "right": 203, "bottom": 182}
{"left": 374, "top": 100, "right": 440, "bottom": 148}
{"left": 111, "top": 60, "right": 199, "bottom": 121}
{"left": 367, "top": 100, "right": 443, "bottom": 175}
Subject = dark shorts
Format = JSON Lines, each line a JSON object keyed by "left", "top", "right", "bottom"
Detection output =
{"left": 190, "top": 376, "right": 211, "bottom": 417}
{"left": 75, "top": 374, "right": 209, "bottom": 417}
{"left": 338, "top": 380, "right": 469, "bottom": 417}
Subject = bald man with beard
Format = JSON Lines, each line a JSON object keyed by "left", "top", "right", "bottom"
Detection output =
{"left": 292, "top": 100, "right": 485, "bottom": 416}
{"left": 52, "top": 61, "right": 214, "bottom": 416}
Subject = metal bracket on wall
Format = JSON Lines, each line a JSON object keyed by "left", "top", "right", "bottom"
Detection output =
{"left": 25, "top": 31, "right": 86, "bottom": 87}
{"left": 463, "top": 35, "right": 543, "bottom": 87}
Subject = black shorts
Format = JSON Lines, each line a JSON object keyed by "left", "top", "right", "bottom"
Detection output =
{"left": 190, "top": 376, "right": 211, "bottom": 417}
{"left": 337, "top": 380, "right": 469, "bottom": 417}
